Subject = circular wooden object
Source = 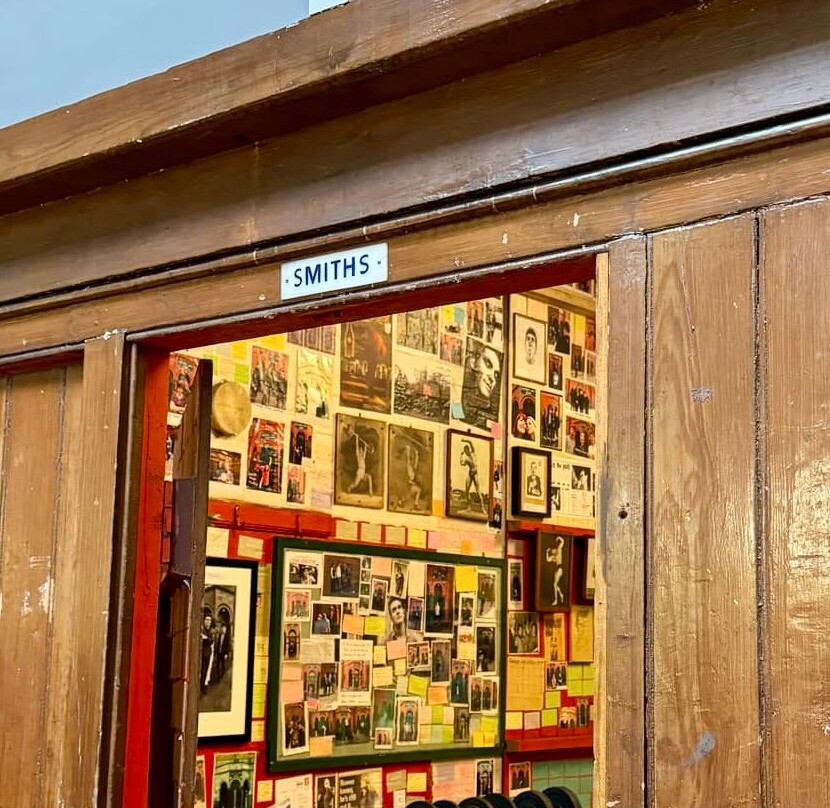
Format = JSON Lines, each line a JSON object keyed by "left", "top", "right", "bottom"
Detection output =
{"left": 211, "top": 381, "right": 251, "bottom": 436}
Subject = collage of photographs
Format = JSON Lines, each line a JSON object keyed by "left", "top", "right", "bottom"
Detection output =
{"left": 275, "top": 545, "right": 502, "bottom": 762}
{"left": 507, "top": 292, "right": 597, "bottom": 522}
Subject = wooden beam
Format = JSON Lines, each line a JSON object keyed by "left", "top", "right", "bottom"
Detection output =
{"left": 0, "top": 0, "right": 695, "bottom": 213}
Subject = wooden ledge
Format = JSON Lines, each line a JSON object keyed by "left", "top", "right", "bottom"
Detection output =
{"left": 0, "top": 0, "right": 696, "bottom": 215}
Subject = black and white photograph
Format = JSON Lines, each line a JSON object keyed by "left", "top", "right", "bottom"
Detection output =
{"left": 369, "top": 577, "right": 389, "bottom": 613}
{"left": 571, "top": 465, "right": 592, "bottom": 492}
{"left": 565, "top": 416, "right": 595, "bottom": 459}
{"left": 539, "top": 392, "right": 562, "bottom": 451}
{"left": 453, "top": 706, "right": 471, "bottom": 742}
{"left": 476, "top": 760, "right": 495, "bottom": 797}
{"left": 289, "top": 421, "right": 313, "bottom": 464}
{"left": 387, "top": 425, "right": 434, "bottom": 515}
{"left": 396, "top": 697, "right": 421, "bottom": 745}
{"left": 445, "top": 430, "right": 493, "bottom": 522}
{"left": 467, "top": 300, "right": 485, "bottom": 338}
{"left": 547, "top": 306, "right": 572, "bottom": 354}
{"left": 508, "top": 559, "right": 524, "bottom": 611}
{"left": 565, "top": 379, "right": 596, "bottom": 417}
{"left": 198, "top": 560, "right": 256, "bottom": 742}
{"left": 508, "top": 612, "right": 540, "bottom": 655}
{"left": 425, "top": 563, "right": 455, "bottom": 635}
{"left": 484, "top": 299, "right": 504, "bottom": 348}
{"left": 294, "top": 348, "right": 333, "bottom": 419}
{"left": 450, "top": 660, "right": 471, "bottom": 705}
{"left": 334, "top": 414, "right": 387, "bottom": 509}
{"left": 286, "top": 551, "right": 320, "bottom": 587}
{"left": 510, "top": 447, "right": 551, "bottom": 518}
{"left": 459, "top": 594, "right": 475, "bottom": 626}
{"left": 476, "top": 570, "right": 498, "bottom": 621}
{"left": 312, "top": 603, "right": 342, "bottom": 635}
{"left": 535, "top": 531, "right": 572, "bottom": 612}
{"left": 283, "top": 623, "right": 300, "bottom": 661}
{"left": 339, "top": 316, "right": 393, "bottom": 413}
{"left": 476, "top": 625, "right": 497, "bottom": 673}
{"left": 431, "top": 639, "right": 451, "bottom": 682}
{"left": 322, "top": 553, "right": 361, "bottom": 599}
{"left": 513, "top": 313, "right": 547, "bottom": 384}
{"left": 393, "top": 361, "right": 451, "bottom": 425}
{"left": 395, "top": 308, "right": 439, "bottom": 354}
{"left": 316, "top": 775, "right": 338, "bottom": 808}
{"left": 460, "top": 337, "right": 503, "bottom": 430}
{"left": 407, "top": 597, "right": 424, "bottom": 633}
{"left": 212, "top": 752, "right": 257, "bottom": 805}
{"left": 391, "top": 559, "right": 409, "bottom": 599}
{"left": 548, "top": 352, "right": 563, "bottom": 390}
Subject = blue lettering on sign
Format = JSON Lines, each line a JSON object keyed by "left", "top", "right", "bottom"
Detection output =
{"left": 281, "top": 243, "right": 388, "bottom": 300}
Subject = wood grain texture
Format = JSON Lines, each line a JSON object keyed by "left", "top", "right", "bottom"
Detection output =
{"left": 594, "top": 241, "right": 646, "bottom": 808}
{"left": 0, "top": 0, "right": 694, "bottom": 212}
{"left": 761, "top": 199, "right": 830, "bottom": 805}
{"left": 0, "top": 0, "right": 828, "bottom": 303}
{"left": 0, "top": 370, "right": 65, "bottom": 802}
{"left": 649, "top": 217, "right": 761, "bottom": 807}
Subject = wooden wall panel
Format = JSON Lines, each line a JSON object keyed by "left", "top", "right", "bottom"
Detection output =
{"left": 649, "top": 217, "right": 761, "bottom": 807}
{"left": 0, "top": 370, "right": 67, "bottom": 801}
{"left": 0, "top": 339, "right": 125, "bottom": 807}
{"left": 761, "top": 199, "right": 830, "bottom": 805}
{"left": 595, "top": 242, "right": 646, "bottom": 808}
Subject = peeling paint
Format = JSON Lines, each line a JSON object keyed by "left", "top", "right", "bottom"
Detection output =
{"left": 691, "top": 387, "right": 713, "bottom": 403}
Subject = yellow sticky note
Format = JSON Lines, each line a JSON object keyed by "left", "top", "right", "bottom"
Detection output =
{"left": 408, "top": 528, "right": 427, "bottom": 548}
{"left": 374, "top": 666, "right": 394, "bottom": 687}
{"left": 373, "top": 645, "right": 387, "bottom": 665}
{"left": 472, "top": 731, "right": 486, "bottom": 747}
{"left": 428, "top": 685, "right": 448, "bottom": 705}
{"left": 481, "top": 716, "right": 498, "bottom": 734}
{"left": 386, "top": 526, "right": 406, "bottom": 546}
{"left": 251, "top": 720, "right": 265, "bottom": 742}
{"left": 442, "top": 726, "right": 454, "bottom": 743}
{"left": 335, "top": 520, "right": 359, "bottom": 540}
{"left": 343, "top": 613, "right": 365, "bottom": 636}
{"left": 505, "top": 712, "right": 523, "bottom": 730}
{"left": 309, "top": 736, "right": 333, "bottom": 757}
{"left": 407, "top": 773, "right": 427, "bottom": 793}
{"left": 252, "top": 683, "right": 267, "bottom": 718}
{"left": 542, "top": 709, "right": 559, "bottom": 727}
{"left": 460, "top": 539, "right": 473, "bottom": 556}
{"left": 231, "top": 341, "right": 248, "bottom": 360}
{"left": 257, "top": 781, "right": 274, "bottom": 803}
{"left": 408, "top": 675, "right": 428, "bottom": 698}
{"left": 455, "top": 566, "right": 478, "bottom": 592}
{"left": 432, "top": 706, "right": 444, "bottom": 724}
{"left": 545, "top": 691, "right": 562, "bottom": 708}
{"left": 482, "top": 732, "right": 495, "bottom": 746}
{"left": 364, "top": 616, "right": 386, "bottom": 636}
{"left": 393, "top": 658, "right": 407, "bottom": 676}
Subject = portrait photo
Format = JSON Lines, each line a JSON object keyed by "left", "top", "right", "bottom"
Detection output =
{"left": 460, "top": 337, "right": 503, "bottom": 430}
{"left": 535, "top": 531, "right": 572, "bottom": 612}
{"left": 425, "top": 564, "right": 455, "bottom": 635}
{"left": 565, "top": 416, "right": 595, "bottom": 459}
{"left": 511, "top": 385, "right": 537, "bottom": 442}
{"left": 453, "top": 706, "right": 471, "bottom": 742}
{"left": 484, "top": 298, "right": 504, "bottom": 348}
{"left": 449, "top": 660, "right": 471, "bottom": 705}
{"left": 476, "top": 570, "right": 498, "bottom": 621}
{"left": 508, "top": 612, "right": 540, "bottom": 655}
{"left": 539, "top": 392, "right": 562, "bottom": 450}
{"left": 513, "top": 313, "right": 546, "bottom": 384}
{"left": 396, "top": 697, "right": 421, "bottom": 745}
{"left": 391, "top": 560, "right": 409, "bottom": 599}
{"left": 198, "top": 560, "right": 256, "bottom": 742}
{"left": 445, "top": 430, "right": 493, "bottom": 522}
{"left": 393, "top": 361, "right": 451, "bottom": 425}
{"left": 543, "top": 613, "right": 568, "bottom": 662}
{"left": 407, "top": 597, "right": 424, "bottom": 633}
{"left": 312, "top": 603, "right": 342, "bottom": 635}
{"left": 510, "top": 447, "right": 551, "bottom": 518}
{"left": 565, "top": 379, "right": 596, "bottom": 417}
{"left": 334, "top": 414, "right": 387, "bottom": 509}
{"left": 387, "top": 425, "right": 434, "bottom": 515}
{"left": 508, "top": 559, "right": 524, "bottom": 611}
{"left": 476, "top": 625, "right": 497, "bottom": 673}
{"left": 547, "top": 305, "right": 572, "bottom": 354}
{"left": 322, "top": 553, "right": 361, "bottom": 599}
{"left": 548, "top": 352, "right": 563, "bottom": 390}
{"left": 369, "top": 577, "right": 389, "bottom": 614}
{"left": 282, "top": 703, "right": 309, "bottom": 756}
{"left": 459, "top": 594, "right": 476, "bottom": 626}
{"left": 339, "top": 316, "right": 393, "bottom": 413}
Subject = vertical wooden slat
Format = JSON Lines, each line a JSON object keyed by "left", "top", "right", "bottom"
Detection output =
{"left": 649, "top": 217, "right": 761, "bottom": 807}
{"left": 761, "top": 199, "right": 830, "bottom": 806}
{"left": 43, "top": 334, "right": 126, "bottom": 806}
{"left": 0, "top": 369, "right": 66, "bottom": 801}
{"left": 595, "top": 242, "right": 646, "bottom": 808}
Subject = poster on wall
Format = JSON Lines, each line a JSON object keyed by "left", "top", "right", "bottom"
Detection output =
{"left": 445, "top": 430, "right": 493, "bottom": 523}
{"left": 396, "top": 309, "right": 439, "bottom": 354}
{"left": 250, "top": 346, "right": 289, "bottom": 410}
{"left": 460, "top": 337, "right": 503, "bottom": 430}
{"left": 198, "top": 560, "right": 257, "bottom": 742}
{"left": 339, "top": 317, "right": 392, "bottom": 413}
{"left": 212, "top": 752, "right": 257, "bottom": 807}
{"left": 295, "top": 349, "right": 333, "bottom": 419}
{"left": 392, "top": 361, "right": 451, "bottom": 425}
{"left": 268, "top": 541, "right": 503, "bottom": 770}
{"left": 334, "top": 414, "right": 387, "bottom": 509}
{"left": 387, "top": 425, "right": 434, "bottom": 515}
{"left": 247, "top": 418, "right": 285, "bottom": 494}
{"left": 512, "top": 314, "right": 547, "bottom": 384}
{"left": 534, "top": 531, "right": 571, "bottom": 612}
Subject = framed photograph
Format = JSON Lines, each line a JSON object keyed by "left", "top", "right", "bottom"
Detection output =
{"left": 334, "top": 414, "right": 387, "bottom": 509}
{"left": 212, "top": 752, "right": 257, "bottom": 803}
{"left": 510, "top": 447, "right": 551, "bottom": 518}
{"left": 535, "top": 531, "right": 572, "bottom": 612}
{"left": 513, "top": 313, "right": 546, "bottom": 384}
{"left": 198, "top": 559, "right": 257, "bottom": 742}
{"left": 445, "top": 430, "right": 493, "bottom": 522}
{"left": 460, "top": 337, "right": 503, "bottom": 430}
{"left": 508, "top": 558, "right": 524, "bottom": 611}
{"left": 387, "top": 425, "right": 434, "bottom": 515}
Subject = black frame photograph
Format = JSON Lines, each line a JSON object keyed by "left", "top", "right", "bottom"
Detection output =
{"left": 198, "top": 558, "right": 257, "bottom": 743}
{"left": 535, "top": 530, "right": 572, "bottom": 613}
{"left": 510, "top": 447, "right": 551, "bottom": 519}
{"left": 334, "top": 413, "right": 387, "bottom": 509}
{"left": 445, "top": 429, "right": 494, "bottom": 522}
{"left": 512, "top": 313, "right": 547, "bottom": 384}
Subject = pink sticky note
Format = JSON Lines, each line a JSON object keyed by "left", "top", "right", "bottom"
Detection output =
{"left": 386, "top": 638, "right": 407, "bottom": 660}
{"left": 490, "top": 421, "right": 503, "bottom": 440}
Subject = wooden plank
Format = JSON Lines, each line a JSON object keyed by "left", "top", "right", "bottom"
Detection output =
{"left": 0, "top": 0, "right": 828, "bottom": 302}
{"left": 41, "top": 364, "right": 84, "bottom": 807}
{"left": 761, "top": 198, "right": 830, "bottom": 805}
{"left": 42, "top": 337, "right": 126, "bottom": 805}
{"left": 0, "top": 370, "right": 65, "bottom": 802}
{"left": 594, "top": 242, "right": 646, "bottom": 808}
{"left": 649, "top": 217, "right": 761, "bottom": 807}
{"left": 0, "top": 0, "right": 694, "bottom": 211}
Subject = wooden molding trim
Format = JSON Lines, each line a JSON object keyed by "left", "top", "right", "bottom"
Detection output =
{"left": 0, "top": 0, "right": 695, "bottom": 214}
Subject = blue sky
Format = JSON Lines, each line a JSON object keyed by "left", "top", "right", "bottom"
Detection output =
{"left": 0, "top": 1, "right": 308, "bottom": 128}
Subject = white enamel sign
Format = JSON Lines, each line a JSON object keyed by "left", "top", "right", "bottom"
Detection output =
{"left": 280, "top": 243, "right": 388, "bottom": 301}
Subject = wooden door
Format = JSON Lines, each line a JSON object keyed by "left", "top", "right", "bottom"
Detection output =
{"left": 148, "top": 360, "right": 212, "bottom": 808}
{"left": 0, "top": 336, "right": 126, "bottom": 806}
